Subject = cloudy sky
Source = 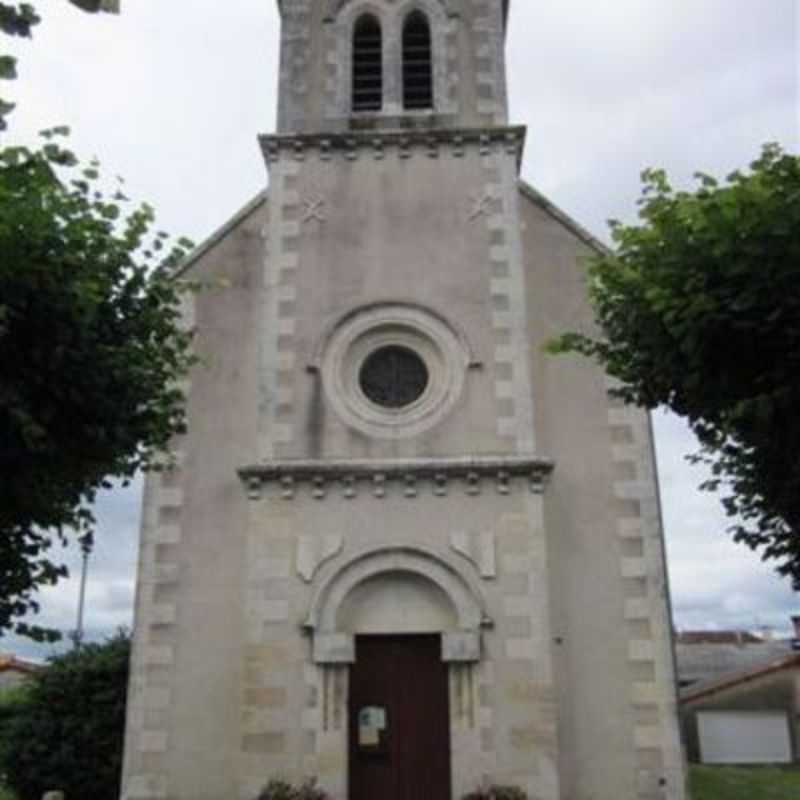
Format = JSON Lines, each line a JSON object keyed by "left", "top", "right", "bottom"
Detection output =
{"left": 2, "top": 0, "right": 798, "bottom": 658}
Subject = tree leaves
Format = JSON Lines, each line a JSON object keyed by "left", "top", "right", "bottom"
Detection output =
{"left": 552, "top": 144, "right": 800, "bottom": 586}
{"left": 0, "top": 54, "right": 16, "bottom": 79}
{"left": 1, "top": 2, "right": 118, "bottom": 130}
{"left": 0, "top": 129, "right": 196, "bottom": 640}
{"left": 0, "top": 3, "right": 39, "bottom": 38}
{"left": 0, "top": 2, "right": 40, "bottom": 129}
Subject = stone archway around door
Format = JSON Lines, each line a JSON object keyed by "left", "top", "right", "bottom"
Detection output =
{"left": 303, "top": 544, "right": 491, "bottom": 665}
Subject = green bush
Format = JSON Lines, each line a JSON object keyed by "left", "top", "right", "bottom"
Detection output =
{"left": 0, "top": 632, "right": 129, "bottom": 800}
{"left": 256, "top": 778, "right": 329, "bottom": 800}
{"left": 462, "top": 786, "right": 527, "bottom": 800}
{"left": 0, "top": 684, "right": 30, "bottom": 793}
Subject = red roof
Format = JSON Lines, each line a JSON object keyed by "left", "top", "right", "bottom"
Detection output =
{"left": 0, "top": 653, "right": 41, "bottom": 675}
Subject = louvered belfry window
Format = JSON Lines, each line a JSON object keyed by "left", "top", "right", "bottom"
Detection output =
{"left": 403, "top": 11, "right": 433, "bottom": 110}
{"left": 352, "top": 14, "right": 383, "bottom": 112}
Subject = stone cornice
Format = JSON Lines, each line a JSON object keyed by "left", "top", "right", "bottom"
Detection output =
{"left": 276, "top": 0, "right": 511, "bottom": 28}
{"left": 321, "top": 0, "right": 460, "bottom": 23}
{"left": 238, "top": 454, "right": 554, "bottom": 500}
{"left": 259, "top": 126, "right": 527, "bottom": 168}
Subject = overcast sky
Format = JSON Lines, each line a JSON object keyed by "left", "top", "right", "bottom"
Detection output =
{"left": 2, "top": 0, "right": 798, "bottom": 659}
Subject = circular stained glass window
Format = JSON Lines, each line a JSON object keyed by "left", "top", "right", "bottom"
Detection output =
{"left": 359, "top": 345, "right": 429, "bottom": 408}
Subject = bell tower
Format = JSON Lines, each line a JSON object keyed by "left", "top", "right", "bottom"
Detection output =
{"left": 256, "top": 0, "right": 535, "bottom": 469}
{"left": 121, "top": 3, "right": 688, "bottom": 800}
{"left": 276, "top": 0, "right": 510, "bottom": 133}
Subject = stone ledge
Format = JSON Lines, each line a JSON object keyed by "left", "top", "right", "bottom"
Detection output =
{"left": 259, "top": 125, "right": 527, "bottom": 167}
{"left": 238, "top": 454, "right": 554, "bottom": 500}
{"left": 320, "top": 0, "right": 462, "bottom": 23}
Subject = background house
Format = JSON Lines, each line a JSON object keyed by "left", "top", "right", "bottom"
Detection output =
{"left": 679, "top": 653, "right": 800, "bottom": 765}
{"left": 0, "top": 654, "right": 39, "bottom": 691}
{"left": 676, "top": 629, "right": 795, "bottom": 688}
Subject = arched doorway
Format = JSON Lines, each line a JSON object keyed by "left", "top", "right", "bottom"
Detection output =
{"left": 305, "top": 546, "right": 489, "bottom": 799}
{"left": 349, "top": 632, "right": 450, "bottom": 800}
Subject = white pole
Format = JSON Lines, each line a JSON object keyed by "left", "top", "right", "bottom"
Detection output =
{"left": 75, "top": 549, "right": 89, "bottom": 649}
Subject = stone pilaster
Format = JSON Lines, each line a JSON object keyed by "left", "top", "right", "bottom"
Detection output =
{"left": 606, "top": 378, "right": 688, "bottom": 800}
{"left": 121, "top": 294, "right": 195, "bottom": 800}
{"left": 259, "top": 159, "right": 299, "bottom": 459}
{"left": 474, "top": 136, "right": 537, "bottom": 454}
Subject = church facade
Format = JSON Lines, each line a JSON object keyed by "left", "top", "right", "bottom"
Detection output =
{"left": 121, "top": 2, "right": 688, "bottom": 799}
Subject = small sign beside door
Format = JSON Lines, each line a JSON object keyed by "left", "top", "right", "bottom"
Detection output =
{"left": 358, "top": 706, "right": 388, "bottom": 748}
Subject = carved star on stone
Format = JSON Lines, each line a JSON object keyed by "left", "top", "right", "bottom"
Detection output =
{"left": 468, "top": 191, "right": 494, "bottom": 221}
{"left": 301, "top": 194, "right": 327, "bottom": 224}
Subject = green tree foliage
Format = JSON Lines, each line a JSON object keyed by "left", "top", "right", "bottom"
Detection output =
{"left": 69, "top": 0, "right": 119, "bottom": 12}
{"left": 462, "top": 787, "right": 527, "bottom": 800}
{"left": 0, "top": 632, "right": 129, "bottom": 800}
{"left": 0, "top": 130, "right": 195, "bottom": 641}
{"left": 0, "top": 3, "right": 39, "bottom": 126}
{"left": 0, "top": 3, "right": 38, "bottom": 39}
{"left": 0, "top": 683, "right": 30, "bottom": 797}
{"left": 256, "top": 779, "right": 330, "bottom": 800}
{"left": 1, "top": 4, "right": 173, "bottom": 642}
{"left": 0, "top": 2, "right": 118, "bottom": 130}
{"left": 551, "top": 145, "right": 800, "bottom": 585}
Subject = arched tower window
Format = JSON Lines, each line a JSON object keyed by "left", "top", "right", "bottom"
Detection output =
{"left": 403, "top": 11, "right": 433, "bottom": 111}
{"left": 352, "top": 14, "right": 383, "bottom": 112}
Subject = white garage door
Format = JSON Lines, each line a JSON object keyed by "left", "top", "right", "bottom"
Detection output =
{"left": 698, "top": 711, "right": 792, "bottom": 764}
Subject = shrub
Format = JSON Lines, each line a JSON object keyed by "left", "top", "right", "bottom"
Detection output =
{"left": 463, "top": 786, "right": 528, "bottom": 800}
{"left": 0, "top": 632, "right": 129, "bottom": 800}
{"left": 257, "top": 778, "right": 329, "bottom": 800}
{"left": 257, "top": 780, "right": 296, "bottom": 800}
{"left": 0, "top": 684, "right": 30, "bottom": 790}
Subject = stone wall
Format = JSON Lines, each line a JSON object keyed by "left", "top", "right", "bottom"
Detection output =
{"left": 236, "top": 461, "right": 559, "bottom": 800}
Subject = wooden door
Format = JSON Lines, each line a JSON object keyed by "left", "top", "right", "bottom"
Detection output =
{"left": 349, "top": 635, "right": 451, "bottom": 800}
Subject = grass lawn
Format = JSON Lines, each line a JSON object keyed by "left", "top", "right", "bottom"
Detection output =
{"left": 0, "top": 786, "right": 15, "bottom": 800}
{"left": 690, "top": 765, "right": 800, "bottom": 799}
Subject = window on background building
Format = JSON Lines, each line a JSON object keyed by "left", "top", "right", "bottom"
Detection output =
{"left": 352, "top": 14, "right": 383, "bottom": 112}
{"left": 403, "top": 11, "right": 433, "bottom": 110}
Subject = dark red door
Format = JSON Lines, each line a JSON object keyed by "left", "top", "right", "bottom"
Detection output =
{"left": 349, "top": 635, "right": 451, "bottom": 800}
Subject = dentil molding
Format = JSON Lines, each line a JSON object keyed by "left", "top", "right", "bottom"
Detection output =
{"left": 259, "top": 126, "right": 527, "bottom": 168}
{"left": 238, "top": 455, "right": 554, "bottom": 501}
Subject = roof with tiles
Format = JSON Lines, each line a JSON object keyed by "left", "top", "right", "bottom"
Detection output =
{"left": 0, "top": 653, "right": 41, "bottom": 675}
{"left": 677, "top": 630, "right": 765, "bottom": 645}
{"left": 681, "top": 653, "right": 800, "bottom": 704}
